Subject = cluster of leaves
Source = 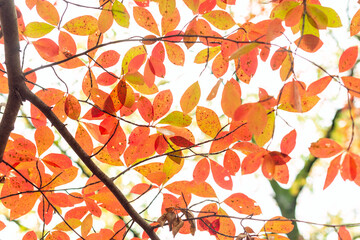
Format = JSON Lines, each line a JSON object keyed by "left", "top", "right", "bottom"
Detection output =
{"left": 0, "top": 0, "right": 359, "bottom": 239}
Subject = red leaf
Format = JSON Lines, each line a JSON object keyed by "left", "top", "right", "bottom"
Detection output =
{"left": 270, "top": 47, "right": 287, "bottom": 70}
{"left": 323, "top": 155, "right": 341, "bottom": 190}
{"left": 0, "top": 221, "right": 5, "bottom": 231}
{"left": 339, "top": 46, "right": 358, "bottom": 73}
{"left": 95, "top": 50, "right": 120, "bottom": 68}
{"left": 170, "top": 136, "right": 195, "bottom": 147}
{"left": 33, "top": 38, "right": 59, "bottom": 61}
{"left": 138, "top": 96, "right": 154, "bottom": 123}
{"left": 23, "top": 231, "right": 37, "bottom": 240}
{"left": 309, "top": 138, "right": 343, "bottom": 158}
{"left": 280, "top": 129, "right": 296, "bottom": 155}
{"left": 97, "top": 72, "right": 118, "bottom": 86}
{"left": 338, "top": 226, "right": 352, "bottom": 240}
{"left": 193, "top": 158, "right": 210, "bottom": 182}
{"left": 210, "top": 159, "right": 233, "bottom": 190}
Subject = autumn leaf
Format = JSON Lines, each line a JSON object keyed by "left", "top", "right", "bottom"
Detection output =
{"left": 158, "top": 111, "right": 192, "bottom": 127}
{"left": 24, "top": 22, "right": 55, "bottom": 38}
{"left": 339, "top": 46, "right": 358, "bottom": 73}
{"left": 164, "top": 42, "right": 185, "bottom": 66}
{"left": 323, "top": 155, "right": 341, "bottom": 190}
{"left": 350, "top": 8, "right": 360, "bottom": 36}
{"left": 338, "top": 226, "right": 352, "bottom": 240}
{"left": 180, "top": 81, "right": 201, "bottom": 114}
{"left": 280, "top": 130, "right": 296, "bottom": 155}
{"left": 153, "top": 90, "right": 173, "bottom": 121}
{"left": 36, "top": 0, "right": 60, "bottom": 25}
{"left": 35, "top": 126, "right": 54, "bottom": 156}
{"left": 196, "top": 106, "right": 221, "bottom": 138}
{"left": 63, "top": 15, "right": 98, "bottom": 36}
{"left": 133, "top": 7, "right": 160, "bottom": 35}
{"left": 309, "top": 138, "right": 343, "bottom": 158}
{"left": 202, "top": 10, "right": 235, "bottom": 30}
{"left": 112, "top": 0, "right": 130, "bottom": 28}
{"left": 221, "top": 78, "right": 241, "bottom": 118}
{"left": 261, "top": 216, "right": 294, "bottom": 234}
{"left": 210, "top": 159, "right": 233, "bottom": 190}
{"left": 224, "top": 193, "right": 262, "bottom": 215}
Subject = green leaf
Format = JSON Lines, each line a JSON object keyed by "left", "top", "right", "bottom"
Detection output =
{"left": 158, "top": 111, "right": 192, "bottom": 127}
{"left": 24, "top": 22, "right": 55, "bottom": 38}
{"left": 63, "top": 15, "right": 98, "bottom": 36}
{"left": 112, "top": 0, "right": 130, "bottom": 28}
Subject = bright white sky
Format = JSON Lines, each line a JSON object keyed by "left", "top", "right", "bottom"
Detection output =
{"left": 1, "top": 0, "right": 360, "bottom": 239}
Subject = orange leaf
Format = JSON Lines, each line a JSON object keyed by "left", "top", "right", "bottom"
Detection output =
{"left": 36, "top": 0, "right": 60, "bottom": 25}
{"left": 241, "top": 49, "right": 258, "bottom": 77}
{"left": 340, "top": 153, "right": 357, "bottom": 181}
{"left": 309, "top": 138, "right": 343, "bottom": 158}
{"left": 241, "top": 151, "right": 265, "bottom": 175}
{"left": 98, "top": 2, "right": 113, "bottom": 33}
{"left": 131, "top": 183, "right": 156, "bottom": 194}
{"left": 33, "top": 38, "right": 59, "bottom": 61}
{"left": 212, "top": 52, "right": 228, "bottom": 78}
{"left": 93, "top": 146, "right": 124, "bottom": 166}
{"left": 45, "top": 231, "right": 70, "bottom": 240}
{"left": 161, "top": 8, "right": 180, "bottom": 35}
{"left": 10, "top": 192, "right": 40, "bottom": 220}
{"left": 342, "top": 76, "right": 360, "bottom": 98}
{"left": 43, "top": 153, "right": 73, "bottom": 170}
{"left": 307, "top": 76, "right": 332, "bottom": 96}
{"left": 94, "top": 50, "right": 120, "bottom": 68}
{"left": 63, "top": 15, "right": 98, "bottom": 36}
{"left": 339, "top": 46, "right": 358, "bottom": 73}
{"left": 138, "top": 96, "right": 154, "bottom": 123}
{"left": 223, "top": 149, "right": 241, "bottom": 175}
{"left": 90, "top": 188, "right": 128, "bottom": 216}
{"left": 294, "top": 35, "right": 323, "bottom": 53}
{"left": 193, "top": 158, "right": 210, "bottom": 182}
{"left": 196, "top": 106, "right": 221, "bottom": 138}
{"left": 273, "top": 163, "right": 289, "bottom": 184}
{"left": 75, "top": 123, "right": 93, "bottom": 155}
{"left": 202, "top": 10, "right": 235, "bottom": 30}
{"left": 113, "top": 219, "right": 127, "bottom": 240}
{"left": 153, "top": 90, "right": 173, "bottom": 121}
{"left": 323, "top": 155, "right": 341, "bottom": 190}
{"left": 64, "top": 94, "right": 81, "bottom": 120}
{"left": 209, "top": 131, "right": 233, "bottom": 153}
{"left": 180, "top": 81, "right": 201, "bottom": 114}
{"left": 270, "top": 48, "right": 287, "bottom": 70}
{"left": 247, "top": 103, "right": 267, "bottom": 135}
{"left": 106, "top": 124, "right": 127, "bottom": 159}
{"left": 189, "top": 180, "right": 217, "bottom": 198}
{"left": 224, "top": 193, "right": 262, "bottom": 215}
{"left": 210, "top": 159, "right": 232, "bottom": 190}
{"left": 122, "top": 46, "right": 147, "bottom": 75}
{"left": 90, "top": 88, "right": 116, "bottom": 114}
{"left": 350, "top": 8, "right": 360, "bottom": 36}
{"left": 338, "top": 226, "right": 352, "bottom": 240}
{"left": 54, "top": 218, "right": 81, "bottom": 231}
{"left": 206, "top": 79, "right": 222, "bottom": 101}
{"left": 280, "top": 130, "right": 296, "bottom": 155}
{"left": 261, "top": 216, "right": 294, "bottom": 234}
{"left": 81, "top": 214, "right": 93, "bottom": 237}
{"left": 133, "top": 7, "right": 160, "bottom": 35}
{"left": 23, "top": 231, "right": 37, "bottom": 240}
{"left": 217, "top": 208, "right": 236, "bottom": 240}
{"left": 0, "top": 221, "right": 5, "bottom": 231}
{"left": 221, "top": 78, "right": 241, "bottom": 118}
{"left": 35, "top": 126, "right": 54, "bottom": 156}
{"left": 164, "top": 42, "right": 185, "bottom": 66}
{"left": 135, "top": 162, "right": 166, "bottom": 186}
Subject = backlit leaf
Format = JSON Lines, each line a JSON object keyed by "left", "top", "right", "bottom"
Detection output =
{"left": 202, "top": 10, "right": 235, "bottom": 30}
{"left": 339, "top": 46, "right": 358, "bottom": 73}
{"left": 43, "top": 153, "right": 73, "bottom": 170}
{"left": 261, "top": 216, "right": 294, "bottom": 234}
{"left": 75, "top": 124, "right": 93, "bottom": 155}
{"left": 112, "top": 0, "right": 130, "bottom": 28}
{"left": 54, "top": 219, "right": 81, "bottom": 231}
{"left": 307, "top": 76, "right": 332, "bottom": 96}
{"left": 342, "top": 76, "right": 360, "bottom": 98}
{"left": 210, "top": 160, "right": 232, "bottom": 190}
{"left": 229, "top": 43, "right": 259, "bottom": 60}
{"left": 36, "top": 0, "right": 59, "bottom": 25}
{"left": 122, "top": 45, "right": 146, "bottom": 75}
{"left": 223, "top": 149, "right": 240, "bottom": 175}
{"left": 194, "top": 46, "right": 221, "bottom": 63}
{"left": 164, "top": 42, "right": 185, "bottom": 66}
{"left": 193, "top": 158, "right": 210, "bottom": 182}
{"left": 338, "top": 226, "right": 352, "bottom": 240}
{"left": 323, "top": 155, "right": 341, "bottom": 190}
{"left": 24, "top": 22, "right": 55, "bottom": 38}
{"left": 22, "top": 231, "right": 37, "bottom": 240}
{"left": 63, "top": 15, "right": 98, "bottom": 36}
{"left": 309, "top": 138, "right": 343, "bottom": 158}
{"left": 247, "top": 103, "right": 267, "bottom": 136}
{"left": 133, "top": 7, "right": 160, "bottom": 35}
{"left": 196, "top": 106, "right": 221, "bottom": 138}
{"left": 158, "top": 111, "right": 192, "bottom": 127}
{"left": 350, "top": 9, "right": 360, "bottom": 36}
{"left": 98, "top": 2, "right": 113, "bottom": 33}
{"left": 221, "top": 78, "right": 241, "bottom": 118}
{"left": 94, "top": 50, "right": 120, "bottom": 68}
{"left": 180, "top": 81, "right": 201, "bottom": 114}
{"left": 138, "top": 96, "right": 154, "bottom": 123}
{"left": 33, "top": 38, "right": 59, "bottom": 61}
{"left": 93, "top": 146, "right": 123, "bottom": 166}
{"left": 135, "top": 162, "right": 166, "bottom": 186}
{"left": 81, "top": 214, "right": 93, "bottom": 237}
{"left": 212, "top": 52, "right": 228, "bottom": 78}
{"left": 35, "top": 126, "right": 54, "bottom": 156}
{"left": 224, "top": 193, "right": 262, "bottom": 215}
{"left": 189, "top": 180, "right": 217, "bottom": 198}
{"left": 153, "top": 90, "right": 173, "bottom": 121}
{"left": 294, "top": 35, "right": 323, "bottom": 53}
{"left": 340, "top": 153, "right": 357, "bottom": 181}
{"left": 65, "top": 94, "right": 81, "bottom": 120}
{"left": 206, "top": 79, "right": 222, "bottom": 101}
{"left": 280, "top": 130, "right": 296, "bottom": 155}
{"left": 161, "top": 8, "right": 180, "bottom": 35}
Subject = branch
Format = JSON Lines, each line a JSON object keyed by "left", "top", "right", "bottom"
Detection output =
{"left": 0, "top": 0, "right": 27, "bottom": 159}
{"left": 20, "top": 86, "right": 159, "bottom": 240}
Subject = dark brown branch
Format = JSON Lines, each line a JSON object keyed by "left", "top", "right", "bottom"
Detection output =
{"left": 20, "top": 86, "right": 159, "bottom": 240}
{"left": 0, "top": 1, "right": 27, "bottom": 158}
